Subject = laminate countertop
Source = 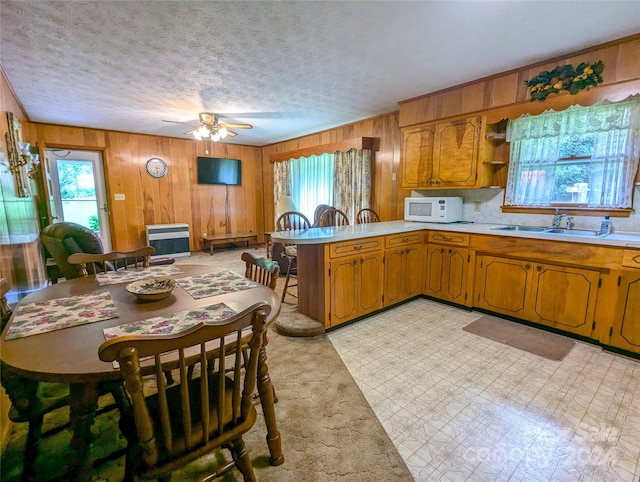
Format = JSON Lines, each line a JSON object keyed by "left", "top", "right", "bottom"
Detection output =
{"left": 269, "top": 220, "right": 640, "bottom": 249}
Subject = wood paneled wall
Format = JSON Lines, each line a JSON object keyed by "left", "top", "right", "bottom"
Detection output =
{"left": 27, "top": 125, "right": 264, "bottom": 252}
{"left": 261, "top": 112, "right": 402, "bottom": 227}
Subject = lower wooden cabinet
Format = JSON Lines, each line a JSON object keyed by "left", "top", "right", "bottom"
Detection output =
{"left": 475, "top": 256, "right": 530, "bottom": 318}
{"left": 605, "top": 270, "right": 640, "bottom": 354}
{"left": 425, "top": 245, "right": 470, "bottom": 305}
{"left": 384, "top": 233, "right": 425, "bottom": 307}
{"left": 330, "top": 252, "right": 384, "bottom": 326}
{"left": 475, "top": 255, "right": 600, "bottom": 338}
{"left": 530, "top": 263, "right": 599, "bottom": 337}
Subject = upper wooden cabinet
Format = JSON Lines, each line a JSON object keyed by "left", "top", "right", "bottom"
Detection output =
{"left": 400, "top": 116, "right": 487, "bottom": 189}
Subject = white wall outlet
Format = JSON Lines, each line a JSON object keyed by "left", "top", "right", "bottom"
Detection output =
{"left": 474, "top": 201, "right": 481, "bottom": 212}
{"left": 114, "top": 193, "right": 125, "bottom": 200}
{"left": 391, "top": 172, "right": 397, "bottom": 181}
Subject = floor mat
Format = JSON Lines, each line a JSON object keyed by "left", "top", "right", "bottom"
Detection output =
{"left": 463, "top": 314, "right": 575, "bottom": 361}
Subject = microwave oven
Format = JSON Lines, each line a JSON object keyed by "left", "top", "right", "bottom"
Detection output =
{"left": 404, "top": 196, "right": 463, "bottom": 223}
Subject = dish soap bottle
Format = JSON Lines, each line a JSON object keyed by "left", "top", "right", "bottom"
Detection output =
{"left": 599, "top": 215, "right": 612, "bottom": 235}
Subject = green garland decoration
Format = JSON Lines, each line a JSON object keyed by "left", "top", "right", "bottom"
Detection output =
{"left": 525, "top": 61, "right": 604, "bottom": 102}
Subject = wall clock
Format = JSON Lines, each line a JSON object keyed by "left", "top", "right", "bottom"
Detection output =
{"left": 146, "top": 157, "right": 168, "bottom": 178}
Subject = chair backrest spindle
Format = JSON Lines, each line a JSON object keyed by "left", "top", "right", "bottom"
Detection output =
{"left": 356, "top": 208, "right": 380, "bottom": 224}
{"left": 317, "top": 207, "right": 350, "bottom": 227}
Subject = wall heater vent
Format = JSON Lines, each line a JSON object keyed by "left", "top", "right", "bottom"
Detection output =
{"left": 146, "top": 223, "right": 190, "bottom": 258}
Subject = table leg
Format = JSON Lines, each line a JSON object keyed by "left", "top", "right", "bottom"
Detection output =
{"left": 256, "top": 339, "right": 284, "bottom": 466}
{"left": 68, "top": 383, "right": 99, "bottom": 482}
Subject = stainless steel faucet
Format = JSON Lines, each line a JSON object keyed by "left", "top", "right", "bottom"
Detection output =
{"left": 551, "top": 209, "right": 566, "bottom": 228}
{"left": 565, "top": 216, "right": 573, "bottom": 230}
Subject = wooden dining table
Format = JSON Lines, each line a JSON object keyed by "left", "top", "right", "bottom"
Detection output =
{"left": 0, "top": 264, "right": 283, "bottom": 481}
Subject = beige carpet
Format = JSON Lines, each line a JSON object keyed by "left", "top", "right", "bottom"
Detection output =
{"left": 463, "top": 314, "right": 576, "bottom": 361}
{"left": 1, "top": 249, "right": 413, "bottom": 481}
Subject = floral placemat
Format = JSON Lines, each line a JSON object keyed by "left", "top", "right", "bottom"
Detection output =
{"left": 5, "top": 292, "right": 118, "bottom": 340}
{"left": 177, "top": 270, "right": 260, "bottom": 299}
{"left": 96, "top": 265, "right": 184, "bottom": 285}
{"left": 103, "top": 302, "right": 237, "bottom": 339}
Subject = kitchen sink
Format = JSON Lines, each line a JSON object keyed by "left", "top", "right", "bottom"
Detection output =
{"left": 544, "top": 228, "right": 607, "bottom": 237}
{"left": 490, "top": 225, "right": 608, "bottom": 237}
{"left": 490, "top": 225, "right": 549, "bottom": 232}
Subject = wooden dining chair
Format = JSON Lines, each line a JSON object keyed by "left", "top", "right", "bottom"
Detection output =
{"left": 67, "top": 246, "right": 156, "bottom": 277}
{"left": 0, "top": 278, "right": 127, "bottom": 481}
{"left": 241, "top": 252, "right": 280, "bottom": 402}
{"left": 356, "top": 208, "right": 380, "bottom": 224}
{"left": 242, "top": 252, "right": 280, "bottom": 290}
{"left": 98, "top": 302, "right": 270, "bottom": 482}
{"left": 275, "top": 211, "right": 311, "bottom": 304}
{"left": 317, "top": 207, "right": 350, "bottom": 227}
{"left": 312, "top": 204, "right": 333, "bottom": 227}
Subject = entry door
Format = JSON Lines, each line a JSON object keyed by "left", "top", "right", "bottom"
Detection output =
{"left": 44, "top": 149, "right": 112, "bottom": 251}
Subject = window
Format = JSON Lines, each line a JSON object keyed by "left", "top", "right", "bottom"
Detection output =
{"left": 505, "top": 97, "right": 640, "bottom": 209}
{"left": 289, "top": 153, "right": 334, "bottom": 220}
{"left": 273, "top": 146, "right": 373, "bottom": 223}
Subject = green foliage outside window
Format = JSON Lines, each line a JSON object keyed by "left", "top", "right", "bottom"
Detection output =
{"left": 58, "top": 162, "right": 96, "bottom": 199}
{"left": 88, "top": 215, "right": 100, "bottom": 231}
{"left": 551, "top": 135, "right": 594, "bottom": 203}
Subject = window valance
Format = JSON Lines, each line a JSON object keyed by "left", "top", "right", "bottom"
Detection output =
{"left": 269, "top": 137, "right": 376, "bottom": 163}
{"left": 507, "top": 95, "right": 640, "bottom": 141}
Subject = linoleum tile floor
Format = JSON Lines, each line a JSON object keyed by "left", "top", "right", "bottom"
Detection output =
{"left": 328, "top": 299, "right": 640, "bottom": 482}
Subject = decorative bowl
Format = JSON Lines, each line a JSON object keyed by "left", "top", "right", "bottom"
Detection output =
{"left": 126, "top": 278, "right": 177, "bottom": 301}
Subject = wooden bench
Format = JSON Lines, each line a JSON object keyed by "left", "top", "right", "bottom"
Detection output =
{"left": 201, "top": 233, "right": 257, "bottom": 255}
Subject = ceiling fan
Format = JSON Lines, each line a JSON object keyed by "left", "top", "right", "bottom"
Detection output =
{"left": 163, "top": 112, "right": 252, "bottom": 141}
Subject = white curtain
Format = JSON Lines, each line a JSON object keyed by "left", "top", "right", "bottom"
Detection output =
{"left": 289, "top": 153, "right": 334, "bottom": 220}
{"left": 505, "top": 96, "right": 640, "bottom": 208}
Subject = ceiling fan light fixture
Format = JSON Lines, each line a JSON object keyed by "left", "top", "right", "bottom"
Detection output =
{"left": 218, "top": 127, "right": 228, "bottom": 139}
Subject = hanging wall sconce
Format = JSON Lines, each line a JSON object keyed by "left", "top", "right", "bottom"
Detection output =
{"left": 5, "top": 112, "right": 31, "bottom": 197}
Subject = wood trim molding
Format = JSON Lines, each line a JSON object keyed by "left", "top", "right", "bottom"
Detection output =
{"left": 269, "top": 137, "right": 376, "bottom": 163}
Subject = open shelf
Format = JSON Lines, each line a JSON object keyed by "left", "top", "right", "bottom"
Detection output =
{"left": 486, "top": 132, "right": 507, "bottom": 141}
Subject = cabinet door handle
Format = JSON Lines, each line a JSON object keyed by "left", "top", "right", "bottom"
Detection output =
{"left": 354, "top": 245, "right": 363, "bottom": 251}
{"left": 353, "top": 260, "right": 358, "bottom": 265}
{"left": 448, "top": 249, "right": 452, "bottom": 254}
{"left": 525, "top": 264, "right": 530, "bottom": 270}
{"left": 536, "top": 265, "right": 542, "bottom": 272}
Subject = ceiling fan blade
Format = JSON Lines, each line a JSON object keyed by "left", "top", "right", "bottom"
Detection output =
{"left": 226, "top": 130, "right": 238, "bottom": 137}
{"left": 163, "top": 119, "right": 200, "bottom": 126}
{"left": 184, "top": 128, "right": 199, "bottom": 135}
{"left": 220, "top": 122, "right": 253, "bottom": 129}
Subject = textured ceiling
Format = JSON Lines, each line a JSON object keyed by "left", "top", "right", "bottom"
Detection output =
{"left": 1, "top": 1, "right": 639, "bottom": 146}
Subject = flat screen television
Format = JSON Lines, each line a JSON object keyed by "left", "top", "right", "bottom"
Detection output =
{"left": 197, "top": 157, "right": 242, "bottom": 186}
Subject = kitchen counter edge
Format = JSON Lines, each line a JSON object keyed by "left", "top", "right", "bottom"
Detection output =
{"left": 269, "top": 220, "right": 640, "bottom": 248}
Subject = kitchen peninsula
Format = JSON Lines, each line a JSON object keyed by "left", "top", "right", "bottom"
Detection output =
{"left": 270, "top": 221, "right": 640, "bottom": 357}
